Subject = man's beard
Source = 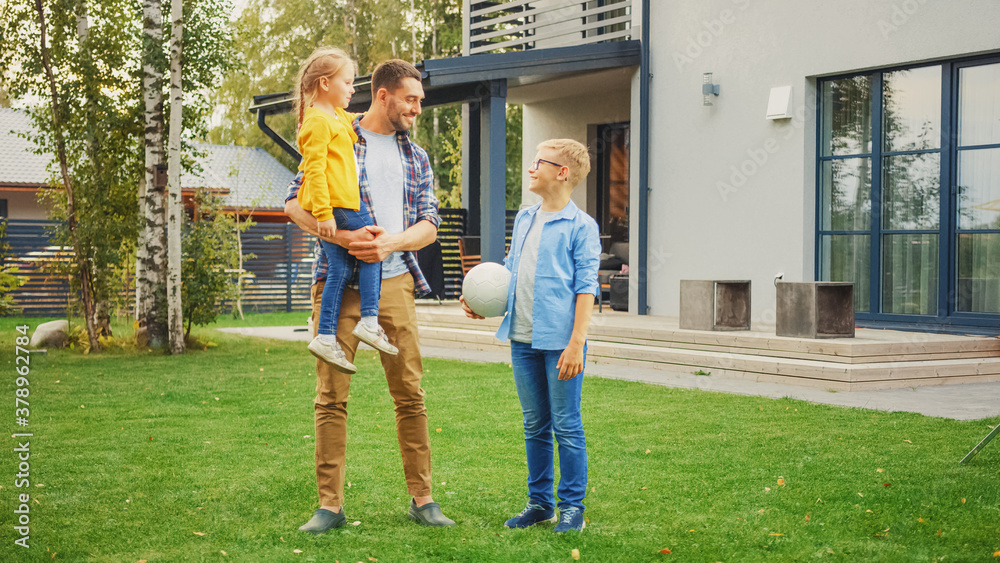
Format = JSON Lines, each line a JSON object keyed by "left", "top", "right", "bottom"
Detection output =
{"left": 389, "top": 110, "right": 413, "bottom": 132}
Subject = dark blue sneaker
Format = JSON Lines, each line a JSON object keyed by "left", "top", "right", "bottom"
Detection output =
{"left": 505, "top": 502, "right": 556, "bottom": 528}
{"left": 553, "top": 507, "right": 585, "bottom": 533}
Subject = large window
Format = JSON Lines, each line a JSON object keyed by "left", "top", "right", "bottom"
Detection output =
{"left": 817, "top": 56, "right": 1000, "bottom": 327}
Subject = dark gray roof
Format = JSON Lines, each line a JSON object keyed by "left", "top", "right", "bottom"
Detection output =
{"left": 184, "top": 144, "right": 294, "bottom": 210}
{"left": 0, "top": 108, "right": 294, "bottom": 210}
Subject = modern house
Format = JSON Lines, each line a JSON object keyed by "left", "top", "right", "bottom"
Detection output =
{"left": 253, "top": 0, "right": 1000, "bottom": 335}
{"left": 461, "top": 0, "right": 1000, "bottom": 335}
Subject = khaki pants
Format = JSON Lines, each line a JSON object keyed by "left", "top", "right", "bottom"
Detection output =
{"left": 311, "top": 273, "right": 432, "bottom": 507}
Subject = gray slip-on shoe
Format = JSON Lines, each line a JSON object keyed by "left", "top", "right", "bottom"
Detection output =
{"left": 298, "top": 508, "right": 346, "bottom": 534}
{"left": 408, "top": 499, "right": 456, "bottom": 527}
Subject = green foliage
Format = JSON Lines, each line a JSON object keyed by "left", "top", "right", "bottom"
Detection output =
{"left": 181, "top": 190, "right": 252, "bottom": 336}
{"left": 0, "top": 220, "right": 26, "bottom": 316}
{"left": 1, "top": 0, "right": 237, "bottom": 338}
{"left": 209, "top": 0, "right": 525, "bottom": 211}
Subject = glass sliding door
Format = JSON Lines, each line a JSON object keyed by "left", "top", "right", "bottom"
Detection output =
{"left": 818, "top": 76, "right": 872, "bottom": 312}
{"left": 955, "top": 61, "right": 1000, "bottom": 313}
{"left": 880, "top": 67, "right": 941, "bottom": 316}
{"left": 818, "top": 57, "right": 1000, "bottom": 329}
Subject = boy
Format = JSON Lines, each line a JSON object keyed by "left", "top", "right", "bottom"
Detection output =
{"left": 461, "top": 138, "right": 601, "bottom": 533}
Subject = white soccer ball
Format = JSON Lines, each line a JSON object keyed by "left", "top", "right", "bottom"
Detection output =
{"left": 462, "top": 262, "right": 511, "bottom": 318}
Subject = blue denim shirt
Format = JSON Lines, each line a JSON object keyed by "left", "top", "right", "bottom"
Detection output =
{"left": 496, "top": 200, "right": 601, "bottom": 350}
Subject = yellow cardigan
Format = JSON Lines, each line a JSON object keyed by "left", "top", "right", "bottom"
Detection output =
{"left": 296, "top": 106, "right": 360, "bottom": 221}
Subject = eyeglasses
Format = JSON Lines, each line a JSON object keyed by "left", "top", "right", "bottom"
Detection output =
{"left": 529, "top": 158, "right": 564, "bottom": 171}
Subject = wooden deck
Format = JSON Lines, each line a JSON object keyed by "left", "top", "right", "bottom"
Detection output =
{"left": 415, "top": 302, "right": 1000, "bottom": 391}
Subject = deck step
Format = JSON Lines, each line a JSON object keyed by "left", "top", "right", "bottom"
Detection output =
{"left": 415, "top": 305, "right": 1000, "bottom": 391}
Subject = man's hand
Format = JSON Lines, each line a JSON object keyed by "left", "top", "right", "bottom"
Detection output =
{"left": 340, "top": 224, "right": 381, "bottom": 251}
{"left": 556, "top": 339, "right": 584, "bottom": 380}
{"left": 317, "top": 218, "right": 336, "bottom": 239}
{"left": 348, "top": 226, "right": 397, "bottom": 263}
{"left": 459, "top": 296, "right": 485, "bottom": 320}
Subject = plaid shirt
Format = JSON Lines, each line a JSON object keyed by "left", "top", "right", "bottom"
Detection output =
{"left": 285, "top": 114, "right": 440, "bottom": 296}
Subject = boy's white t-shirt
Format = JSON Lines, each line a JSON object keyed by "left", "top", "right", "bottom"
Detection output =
{"left": 358, "top": 126, "right": 408, "bottom": 279}
{"left": 509, "top": 209, "right": 558, "bottom": 343}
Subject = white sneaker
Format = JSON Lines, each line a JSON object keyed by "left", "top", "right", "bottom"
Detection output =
{"left": 352, "top": 323, "right": 399, "bottom": 356}
{"left": 307, "top": 336, "right": 357, "bottom": 373}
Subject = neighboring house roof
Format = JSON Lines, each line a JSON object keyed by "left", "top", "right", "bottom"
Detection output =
{"left": 183, "top": 144, "right": 293, "bottom": 210}
{"left": 0, "top": 108, "right": 293, "bottom": 209}
{"left": 0, "top": 108, "right": 54, "bottom": 187}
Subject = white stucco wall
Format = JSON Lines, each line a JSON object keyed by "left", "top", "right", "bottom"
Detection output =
{"left": 2, "top": 190, "right": 49, "bottom": 220}
{"left": 519, "top": 75, "right": 634, "bottom": 210}
{"left": 642, "top": 0, "right": 1000, "bottom": 321}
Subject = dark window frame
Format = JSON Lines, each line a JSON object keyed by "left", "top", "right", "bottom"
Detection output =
{"left": 815, "top": 52, "right": 1000, "bottom": 330}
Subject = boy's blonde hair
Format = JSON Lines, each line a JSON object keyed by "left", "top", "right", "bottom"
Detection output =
{"left": 537, "top": 138, "right": 591, "bottom": 187}
{"left": 293, "top": 47, "right": 357, "bottom": 126}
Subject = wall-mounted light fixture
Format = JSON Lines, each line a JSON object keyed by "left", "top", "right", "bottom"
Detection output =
{"left": 702, "top": 73, "right": 720, "bottom": 106}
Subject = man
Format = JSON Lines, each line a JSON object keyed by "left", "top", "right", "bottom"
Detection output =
{"left": 284, "top": 59, "right": 455, "bottom": 532}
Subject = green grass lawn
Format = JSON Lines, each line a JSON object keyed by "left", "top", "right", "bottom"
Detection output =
{"left": 1, "top": 316, "right": 999, "bottom": 562}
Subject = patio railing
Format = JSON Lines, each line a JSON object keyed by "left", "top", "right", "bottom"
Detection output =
{"left": 466, "top": 0, "right": 633, "bottom": 55}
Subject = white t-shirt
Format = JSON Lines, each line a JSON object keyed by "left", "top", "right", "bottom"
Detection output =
{"left": 358, "top": 126, "right": 408, "bottom": 279}
{"left": 509, "top": 209, "right": 558, "bottom": 343}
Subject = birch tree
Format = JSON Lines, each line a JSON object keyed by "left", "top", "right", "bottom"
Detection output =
{"left": 166, "top": 0, "right": 185, "bottom": 354}
{"left": 139, "top": 0, "right": 168, "bottom": 347}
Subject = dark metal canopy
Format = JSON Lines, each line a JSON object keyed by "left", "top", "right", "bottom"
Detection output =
{"left": 249, "top": 40, "right": 642, "bottom": 266}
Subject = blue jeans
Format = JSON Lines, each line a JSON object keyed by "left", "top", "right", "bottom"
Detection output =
{"left": 509, "top": 340, "right": 587, "bottom": 511}
{"left": 317, "top": 199, "right": 381, "bottom": 337}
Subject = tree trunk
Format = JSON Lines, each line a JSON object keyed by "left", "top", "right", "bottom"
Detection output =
{"left": 140, "top": 0, "right": 168, "bottom": 347}
{"left": 166, "top": 0, "right": 184, "bottom": 354}
{"left": 33, "top": 0, "right": 101, "bottom": 352}
{"left": 78, "top": 2, "right": 113, "bottom": 340}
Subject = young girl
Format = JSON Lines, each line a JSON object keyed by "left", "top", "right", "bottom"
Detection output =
{"left": 295, "top": 47, "right": 398, "bottom": 373}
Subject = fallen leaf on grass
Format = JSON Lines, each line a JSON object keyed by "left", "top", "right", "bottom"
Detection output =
{"left": 858, "top": 493, "right": 864, "bottom": 497}
{"left": 658, "top": 548, "right": 672, "bottom": 554}
{"left": 436, "top": 428, "right": 442, "bottom": 433}
{"left": 769, "top": 533, "right": 784, "bottom": 536}
{"left": 777, "top": 478, "right": 785, "bottom": 486}
{"left": 293, "top": 549, "right": 303, "bottom": 554}
{"left": 993, "top": 550, "right": 1000, "bottom": 557}
{"left": 764, "top": 487, "right": 771, "bottom": 492}
{"left": 876, "top": 468, "right": 884, "bottom": 473}
{"left": 866, "top": 510, "right": 873, "bottom": 513}
{"left": 571, "top": 548, "right": 580, "bottom": 560}
{"left": 279, "top": 537, "right": 285, "bottom": 542}
{"left": 645, "top": 449, "right": 651, "bottom": 454}
{"left": 962, "top": 498, "right": 966, "bottom": 504}
{"left": 220, "top": 551, "right": 227, "bottom": 556}
{"left": 884, "top": 483, "right": 891, "bottom": 487}
{"left": 368, "top": 558, "right": 378, "bottom": 562}
{"left": 918, "top": 518, "right": 926, "bottom": 523}
{"left": 805, "top": 514, "right": 810, "bottom": 522}
{"left": 193, "top": 532, "right": 206, "bottom": 536}
{"left": 351, "top": 521, "right": 361, "bottom": 526}
{"left": 903, "top": 439, "right": 912, "bottom": 444}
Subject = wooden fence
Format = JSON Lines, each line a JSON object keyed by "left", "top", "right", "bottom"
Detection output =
{"left": 2, "top": 210, "right": 517, "bottom": 316}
